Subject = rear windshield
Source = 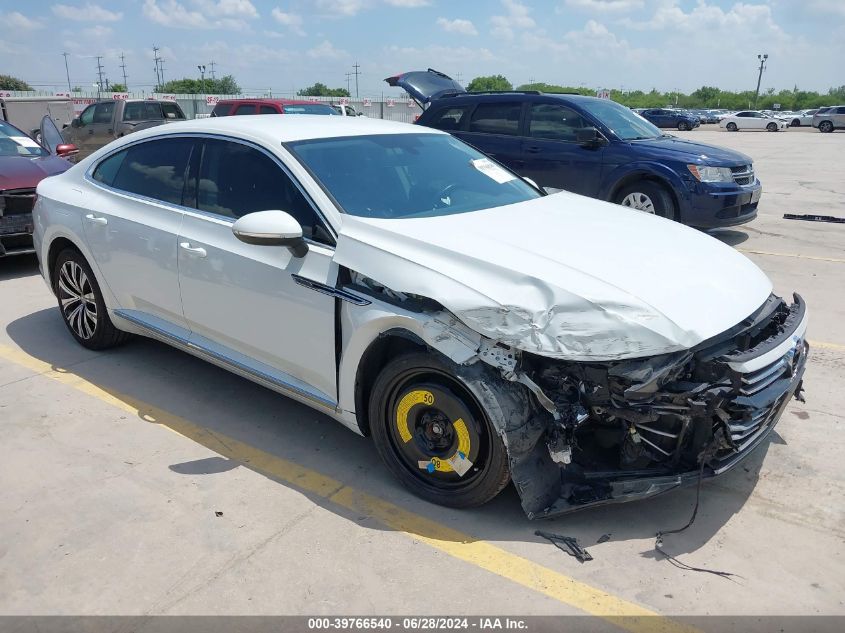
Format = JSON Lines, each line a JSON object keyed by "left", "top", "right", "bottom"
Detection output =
{"left": 282, "top": 104, "right": 337, "bottom": 115}
{"left": 0, "top": 121, "right": 47, "bottom": 157}
{"left": 288, "top": 133, "right": 540, "bottom": 219}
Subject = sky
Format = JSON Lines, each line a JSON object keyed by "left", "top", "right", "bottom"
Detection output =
{"left": 1, "top": 0, "right": 843, "bottom": 97}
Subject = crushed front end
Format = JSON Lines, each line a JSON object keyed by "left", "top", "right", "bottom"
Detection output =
{"left": 507, "top": 293, "right": 808, "bottom": 518}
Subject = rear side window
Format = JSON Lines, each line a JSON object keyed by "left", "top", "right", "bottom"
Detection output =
{"left": 259, "top": 105, "right": 278, "bottom": 114}
{"left": 836, "top": 107, "right": 845, "bottom": 114}
{"left": 528, "top": 104, "right": 588, "bottom": 141}
{"left": 92, "top": 150, "right": 128, "bottom": 186}
{"left": 196, "top": 139, "right": 329, "bottom": 243}
{"left": 428, "top": 106, "right": 470, "bottom": 131}
{"left": 211, "top": 103, "right": 230, "bottom": 117}
{"left": 123, "top": 102, "right": 164, "bottom": 121}
{"left": 468, "top": 102, "right": 522, "bottom": 136}
{"left": 161, "top": 102, "right": 184, "bottom": 119}
{"left": 110, "top": 138, "right": 194, "bottom": 205}
{"left": 234, "top": 105, "right": 256, "bottom": 115}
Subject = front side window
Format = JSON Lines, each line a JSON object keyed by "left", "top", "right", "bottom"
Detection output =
{"left": 211, "top": 103, "right": 230, "bottom": 117}
{"left": 235, "top": 104, "right": 256, "bottom": 115}
{"left": 92, "top": 149, "right": 128, "bottom": 185}
{"left": 288, "top": 133, "right": 541, "bottom": 220}
{"left": 196, "top": 139, "right": 330, "bottom": 243}
{"left": 429, "top": 106, "right": 470, "bottom": 131}
{"left": 79, "top": 105, "right": 95, "bottom": 126}
{"left": 93, "top": 102, "right": 115, "bottom": 124}
{"left": 528, "top": 104, "right": 589, "bottom": 141}
{"left": 577, "top": 98, "right": 662, "bottom": 140}
{"left": 468, "top": 102, "right": 522, "bottom": 136}
{"left": 110, "top": 138, "right": 194, "bottom": 205}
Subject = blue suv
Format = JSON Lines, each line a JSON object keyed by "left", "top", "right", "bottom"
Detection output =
{"left": 387, "top": 70, "right": 760, "bottom": 228}
{"left": 639, "top": 108, "right": 700, "bottom": 131}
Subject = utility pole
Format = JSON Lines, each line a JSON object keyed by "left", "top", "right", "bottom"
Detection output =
{"left": 345, "top": 72, "right": 352, "bottom": 95}
{"left": 198, "top": 64, "right": 206, "bottom": 94}
{"left": 119, "top": 52, "right": 128, "bottom": 90}
{"left": 95, "top": 56, "right": 106, "bottom": 93}
{"left": 62, "top": 52, "right": 72, "bottom": 93}
{"left": 754, "top": 53, "right": 768, "bottom": 107}
{"left": 352, "top": 62, "right": 361, "bottom": 98}
{"left": 209, "top": 60, "right": 217, "bottom": 80}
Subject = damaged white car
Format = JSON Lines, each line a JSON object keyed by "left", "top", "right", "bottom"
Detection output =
{"left": 33, "top": 116, "right": 808, "bottom": 518}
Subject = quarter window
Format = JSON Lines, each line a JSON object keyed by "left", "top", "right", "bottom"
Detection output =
{"left": 528, "top": 104, "right": 589, "bottom": 141}
{"left": 468, "top": 102, "right": 522, "bottom": 136}
{"left": 110, "top": 138, "right": 194, "bottom": 206}
{"left": 429, "top": 106, "right": 470, "bottom": 131}
{"left": 196, "top": 139, "right": 330, "bottom": 244}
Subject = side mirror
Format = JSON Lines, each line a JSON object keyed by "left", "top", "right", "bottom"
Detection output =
{"left": 232, "top": 210, "right": 308, "bottom": 258}
{"left": 56, "top": 143, "right": 79, "bottom": 159}
{"left": 71, "top": 118, "right": 81, "bottom": 128}
{"left": 576, "top": 128, "right": 604, "bottom": 147}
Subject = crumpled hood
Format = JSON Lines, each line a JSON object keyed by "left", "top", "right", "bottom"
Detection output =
{"left": 629, "top": 137, "right": 752, "bottom": 166}
{"left": 333, "top": 192, "right": 772, "bottom": 360}
{"left": 0, "top": 155, "right": 70, "bottom": 191}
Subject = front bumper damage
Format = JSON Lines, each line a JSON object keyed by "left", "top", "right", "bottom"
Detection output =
{"left": 506, "top": 293, "right": 808, "bottom": 518}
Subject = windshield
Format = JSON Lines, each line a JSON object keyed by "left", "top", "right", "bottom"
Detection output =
{"left": 288, "top": 133, "right": 541, "bottom": 219}
{"left": 282, "top": 104, "right": 337, "bottom": 115}
{"left": 579, "top": 99, "right": 662, "bottom": 141}
{"left": 0, "top": 121, "right": 48, "bottom": 158}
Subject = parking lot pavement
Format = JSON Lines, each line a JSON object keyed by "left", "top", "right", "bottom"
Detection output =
{"left": 1, "top": 129, "right": 843, "bottom": 624}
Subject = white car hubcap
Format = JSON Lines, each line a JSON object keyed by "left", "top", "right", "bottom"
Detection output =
{"left": 621, "top": 192, "right": 656, "bottom": 214}
{"left": 58, "top": 261, "right": 98, "bottom": 339}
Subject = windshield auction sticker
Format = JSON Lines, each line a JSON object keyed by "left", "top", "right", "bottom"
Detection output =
{"left": 470, "top": 158, "right": 516, "bottom": 184}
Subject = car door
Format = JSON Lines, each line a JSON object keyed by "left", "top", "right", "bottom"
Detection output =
{"left": 82, "top": 136, "right": 194, "bottom": 334}
{"left": 87, "top": 101, "right": 116, "bottom": 151}
{"left": 65, "top": 104, "right": 95, "bottom": 155}
{"left": 454, "top": 101, "right": 525, "bottom": 173}
{"left": 176, "top": 137, "right": 338, "bottom": 403}
{"left": 520, "top": 102, "right": 604, "bottom": 195}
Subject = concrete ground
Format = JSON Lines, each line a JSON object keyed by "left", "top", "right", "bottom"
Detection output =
{"left": 1, "top": 125, "right": 843, "bottom": 628}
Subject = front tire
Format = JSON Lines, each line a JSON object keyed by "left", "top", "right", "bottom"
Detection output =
{"left": 678, "top": 121, "right": 689, "bottom": 131}
{"left": 767, "top": 122, "right": 778, "bottom": 132}
{"left": 615, "top": 181, "right": 676, "bottom": 220}
{"left": 53, "top": 248, "right": 130, "bottom": 350}
{"left": 368, "top": 352, "right": 510, "bottom": 508}
{"left": 819, "top": 121, "right": 834, "bottom": 133}
{"left": 791, "top": 119, "right": 801, "bottom": 127}
{"left": 726, "top": 122, "right": 738, "bottom": 132}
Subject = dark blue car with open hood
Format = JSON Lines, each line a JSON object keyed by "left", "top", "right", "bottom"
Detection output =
{"left": 388, "top": 69, "right": 761, "bottom": 228}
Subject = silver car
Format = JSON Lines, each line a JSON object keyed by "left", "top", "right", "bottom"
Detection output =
{"left": 33, "top": 116, "right": 808, "bottom": 518}
{"left": 813, "top": 106, "right": 845, "bottom": 133}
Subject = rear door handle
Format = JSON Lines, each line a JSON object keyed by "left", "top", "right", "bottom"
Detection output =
{"left": 88, "top": 129, "right": 94, "bottom": 135}
{"left": 179, "top": 242, "right": 207, "bottom": 258}
{"left": 85, "top": 214, "right": 107, "bottom": 225}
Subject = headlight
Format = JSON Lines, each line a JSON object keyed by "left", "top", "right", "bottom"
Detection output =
{"left": 687, "top": 165, "right": 733, "bottom": 182}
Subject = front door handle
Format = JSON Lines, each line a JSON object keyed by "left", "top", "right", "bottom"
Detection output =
{"left": 88, "top": 129, "right": 94, "bottom": 135}
{"left": 179, "top": 242, "right": 207, "bottom": 258}
{"left": 85, "top": 214, "right": 107, "bottom": 225}
{"left": 525, "top": 146, "right": 542, "bottom": 153}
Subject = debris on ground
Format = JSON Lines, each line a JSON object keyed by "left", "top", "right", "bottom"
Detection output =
{"left": 783, "top": 213, "right": 845, "bottom": 224}
{"left": 596, "top": 533, "right": 611, "bottom": 544}
{"left": 535, "top": 530, "right": 593, "bottom": 563}
{"left": 215, "top": 511, "right": 223, "bottom": 517}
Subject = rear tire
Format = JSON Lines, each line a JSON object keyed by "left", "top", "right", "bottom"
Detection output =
{"left": 726, "top": 122, "right": 738, "bottom": 132}
{"left": 819, "top": 121, "right": 834, "bottom": 133}
{"left": 368, "top": 352, "right": 510, "bottom": 509}
{"left": 615, "top": 181, "right": 676, "bottom": 220}
{"left": 53, "top": 248, "right": 131, "bottom": 350}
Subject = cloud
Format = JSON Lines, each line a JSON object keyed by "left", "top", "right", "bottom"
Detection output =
{"left": 142, "top": 0, "right": 257, "bottom": 29}
{"left": 307, "top": 40, "right": 348, "bottom": 60}
{"left": 315, "top": 0, "right": 370, "bottom": 16}
{"left": 436, "top": 17, "right": 478, "bottom": 36}
{"left": 82, "top": 24, "right": 113, "bottom": 38}
{"left": 562, "top": 0, "right": 643, "bottom": 12}
{"left": 807, "top": 0, "right": 845, "bottom": 19}
{"left": 490, "top": 0, "right": 536, "bottom": 40}
{"left": 385, "top": 0, "right": 430, "bottom": 6}
{"left": 52, "top": 3, "right": 123, "bottom": 22}
{"left": 271, "top": 7, "right": 305, "bottom": 35}
{"left": 2, "top": 11, "right": 43, "bottom": 30}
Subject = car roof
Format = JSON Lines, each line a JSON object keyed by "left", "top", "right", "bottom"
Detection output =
{"left": 106, "top": 114, "right": 444, "bottom": 146}
{"left": 216, "top": 98, "right": 323, "bottom": 106}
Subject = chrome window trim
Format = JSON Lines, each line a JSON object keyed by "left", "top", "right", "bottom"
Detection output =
{"left": 84, "top": 131, "right": 337, "bottom": 245}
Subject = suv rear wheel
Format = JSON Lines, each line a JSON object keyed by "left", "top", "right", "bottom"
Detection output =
{"left": 615, "top": 181, "right": 676, "bottom": 220}
{"left": 818, "top": 121, "right": 834, "bottom": 133}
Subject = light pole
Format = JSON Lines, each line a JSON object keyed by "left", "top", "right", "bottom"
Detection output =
{"left": 197, "top": 64, "right": 206, "bottom": 94}
{"left": 754, "top": 53, "right": 768, "bottom": 108}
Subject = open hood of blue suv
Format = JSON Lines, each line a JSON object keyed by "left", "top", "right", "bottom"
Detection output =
{"left": 384, "top": 69, "right": 465, "bottom": 106}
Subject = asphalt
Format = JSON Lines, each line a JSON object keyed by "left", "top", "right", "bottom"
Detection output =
{"left": 0, "top": 125, "right": 843, "bottom": 626}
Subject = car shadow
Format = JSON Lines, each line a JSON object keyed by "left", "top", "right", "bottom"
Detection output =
{"left": 707, "top": 228, "right": 750, "bottom": 247}
{"left": 6, "top": 307, "right": 769, "bottom": 561}
{"left": 0, "top": 254, "right": 40, "bottom": 282}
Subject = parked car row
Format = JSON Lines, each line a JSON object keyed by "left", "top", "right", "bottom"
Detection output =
{"left": 31, "top": 114, "right": 809, "bottom": 517}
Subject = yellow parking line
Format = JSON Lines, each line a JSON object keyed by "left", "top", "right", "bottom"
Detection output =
{"left": 0, "top": 343, "right": 695, "bottom": 633}
{"left": 809, "top": 340, "right": 845, "bottom": 352}
{"left": 738, "top": 249, "right": 845, "bottom": 264}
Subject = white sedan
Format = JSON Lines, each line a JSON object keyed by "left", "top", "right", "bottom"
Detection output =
{"left": 787, "top": 109, "right": 818, "bottom": 127}
{"left": 33, "top": 115, "right": 808, "bottom": 517}
{"left": 720, "top": 111, "right": 789, "bottom": 131}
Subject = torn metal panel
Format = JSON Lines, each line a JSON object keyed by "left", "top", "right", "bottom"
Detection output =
{"left": 333, "top": 194, "right": 773, "bottom": 361}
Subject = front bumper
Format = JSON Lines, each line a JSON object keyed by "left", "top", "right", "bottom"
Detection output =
{"left": 0, "top": 214, "right": 35, "bottom": 257}
{"left": 513, "top": 294, "right": 808, "bottom": 519}
{"left": 682, "top": 179, "right": 762, "bottom": 228}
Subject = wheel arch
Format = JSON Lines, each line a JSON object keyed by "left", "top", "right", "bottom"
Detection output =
{"left": 605, "top": 169, "right": 683, "bottom": 219}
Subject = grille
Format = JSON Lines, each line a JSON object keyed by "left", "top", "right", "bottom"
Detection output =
{"left": 730, "top": 164, "right": 754, "bottom": 186}
{"left": 0, "top": 188, "right": 37, "bottom": 217}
